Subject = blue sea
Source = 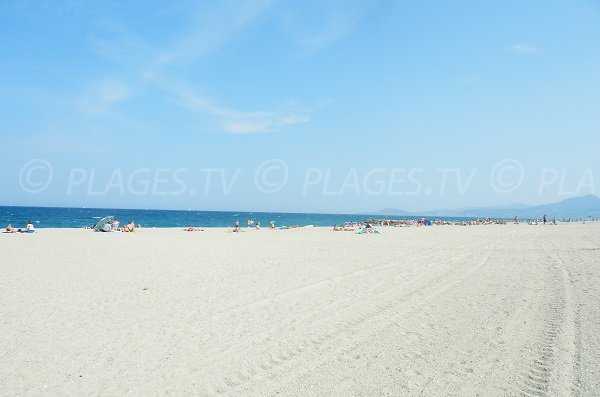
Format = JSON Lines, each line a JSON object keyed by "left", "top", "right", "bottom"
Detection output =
{"left": 0, "top": 206, "right": 481, "bottom": 229}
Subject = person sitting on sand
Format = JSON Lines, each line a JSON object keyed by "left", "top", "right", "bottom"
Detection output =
{"left": 123, "top": 221, "right": 135, "bottom": 232}
{"left": 256, "top": 222, "right": 261, "bottom": 230}
{"left": 269, "top": 221, "right": 275, "bottom": 229}
{"left": 25, "top": 220, "right": 35, "bottom": 233}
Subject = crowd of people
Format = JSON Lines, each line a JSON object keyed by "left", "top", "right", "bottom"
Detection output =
{"left": 6, "top": 214, "right": 592, "bottom": 235}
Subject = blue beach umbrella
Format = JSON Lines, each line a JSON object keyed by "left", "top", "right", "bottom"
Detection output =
{"left": 94, "top": 216, "right": 114, "bottom": 232}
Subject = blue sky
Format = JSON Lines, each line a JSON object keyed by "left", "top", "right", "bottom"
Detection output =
{"left": 1, "top": 0, "right": 599, "bottom": 213}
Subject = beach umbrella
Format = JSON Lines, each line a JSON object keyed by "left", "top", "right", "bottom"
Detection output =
{"left": 94, "top": 216, "right": 114, "bottom": 232}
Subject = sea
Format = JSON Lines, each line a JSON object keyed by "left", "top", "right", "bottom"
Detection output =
{"left": 0, "top": 206, "right": 482, "bottom": 229}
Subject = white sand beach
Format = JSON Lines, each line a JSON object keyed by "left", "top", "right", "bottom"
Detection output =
{"left": 1, "top": 223, "right": 599, "bottom": 396}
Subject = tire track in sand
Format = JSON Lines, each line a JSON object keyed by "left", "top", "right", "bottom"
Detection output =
{"left": 207, "top": 246, "right": 495, "bottom": 396}
{"left": 514, "top": 247, "right": 581, "bottom": 397}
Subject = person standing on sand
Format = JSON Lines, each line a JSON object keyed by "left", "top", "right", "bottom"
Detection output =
{"left": 543, "top": 214, "right": 547, "bottom": 225}
{"left": 248, "top": 219, "right": 254, "bottom": 228}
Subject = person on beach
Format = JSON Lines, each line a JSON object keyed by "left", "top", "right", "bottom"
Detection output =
{"left": 184, "top": 227, "right": 204, "bottom": 231}
{"left": 269, "top": 221, "right": 275, "bottom": 229}
{"left": 247, "top": 219, "right": 254, "bottom": 228}
{"left": 234, "top": 221, "right": 241, "bottom": 232}
{"left": 26, "top": 220, "right": 35, "bottom": 232}
{"left": 543, "top": 214, "right": 547, "bottom": 225}
{"left": 5, "top": 224, "right": 16, "bottom": 233}
{"left": 113, "top": 219, "right": 120, "bottom": 229}
{"left": 256, "top": 222, "right": 261, "bottom": 230}
{"left": 124, "top": 221, "right": 135, "bottom": 232}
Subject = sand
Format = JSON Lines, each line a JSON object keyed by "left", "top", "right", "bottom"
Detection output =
{"left": 1, "top": 223, "right": 599, "bottom": 396}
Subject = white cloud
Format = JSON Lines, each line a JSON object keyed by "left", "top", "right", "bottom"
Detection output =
{"left": 282, "top": 0, "right": 375, "bottom": 55}
{"left": 80, "top": 79, "right": 131, "bottom": 115}
{"left": 160, "top": 78, "right": 309, "bottom": 134}
{"left": 510, "top": 43, "right": 540, "bottom": 54}
{"left": 81, "top": 2, "right": 324, "bottom": 133}
{"left": 89, "top": 21, "right": 156, "bottom": 68}
{"left": 223, "top": 121, "right": 273, "bottom": 134}
{"left": 222, "top": 114, "right": 309, "bottom": 134}
{"left": 157, "top": 0, "right": 275, "bottom": 66}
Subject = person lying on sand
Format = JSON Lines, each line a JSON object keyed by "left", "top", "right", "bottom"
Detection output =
{"left": 4, "top": 224, "right": 27, "bottom": 233}
{"left": 184, "top": 227, "right": 205, "bottom": 231}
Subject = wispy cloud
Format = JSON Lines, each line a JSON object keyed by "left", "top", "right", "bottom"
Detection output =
{"left": 223, "top": 115, "right": 309, "bottom": 134}
{"left": 159, "top": 77, "right": 309, "bottom": 134}
{"left": 510, "top": 43, "right": 540, "bottom": 54}
{"left": 80, "top": 79, "right": 132, "bottom": 115}
{"left": 81, "top": 1, "right": 320, "bottom": 134}
{"left": 89, "top": 21, "right": 156, "bottom": 68}
{"left": 157, "top": 0, "right": 275, "bottom": 66}
{"left": 283, "top": 0, "right": 375, "bottom": 55}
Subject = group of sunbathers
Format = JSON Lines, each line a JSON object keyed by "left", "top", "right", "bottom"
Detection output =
{"left": 111, "top": 219, "right": 136, "bottom": 232}
{"left": 333, "top": 222, "right": 380, "bottom": 234}
{"left": 332, "top": 224, "right": 357, "bottom": 231}
{"left": 5, "top": 221, "right": 35, "bottom": 233}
